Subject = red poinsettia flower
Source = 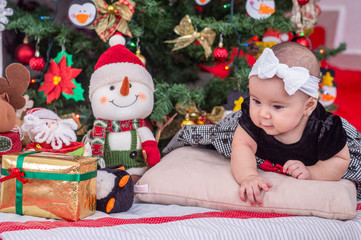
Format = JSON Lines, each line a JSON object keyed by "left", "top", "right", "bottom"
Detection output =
{"left": 39, "top": 56, "right": 82, "bottom": 104}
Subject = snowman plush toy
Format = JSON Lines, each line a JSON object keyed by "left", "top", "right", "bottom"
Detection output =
{"left": 89, "top": 34, "right": 160, "bottom": 212}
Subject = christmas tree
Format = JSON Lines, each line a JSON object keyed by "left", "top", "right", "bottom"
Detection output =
{"left": 4, "top": 0, "right": 346, "bottom": 147}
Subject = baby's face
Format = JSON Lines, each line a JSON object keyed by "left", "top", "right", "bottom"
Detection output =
{"left": 248, "top": 76, "right": 309, "bottom": 143}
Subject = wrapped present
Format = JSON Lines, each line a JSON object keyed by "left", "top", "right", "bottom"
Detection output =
{"left": 0, "top": 151, "right": 97, "bottom": 221}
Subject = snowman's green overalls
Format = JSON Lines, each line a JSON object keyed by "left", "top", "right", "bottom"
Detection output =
{"left": 104, "top": 129, "right": 147, "bottom": 169}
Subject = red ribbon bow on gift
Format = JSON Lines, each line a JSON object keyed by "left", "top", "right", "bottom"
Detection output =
{"left": 260, "top": 159, "right": 288, "bottom": 175}
{"left": 0, "top": 168, "right": 28, "bottom": 184}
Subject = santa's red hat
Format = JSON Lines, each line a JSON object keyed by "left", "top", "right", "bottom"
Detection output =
{"left": 25, "top": 108, "right": 60, "bottom": 120}
{"left": 262, "top": 29, "right": 292, "bottom": 43}
{"left": 89, "top": 33, "right": 154, "bottom": 99}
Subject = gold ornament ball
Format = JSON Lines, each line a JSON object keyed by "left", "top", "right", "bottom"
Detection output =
{"left": 107, "top": 5, "right": 115, "bottom": 14}
{"left": 181, "top": 113, "right": 195, "bottom": 127}
{"left": 181, "top": 119, "right": 195, "bottom": 126}
{"left": 136, "top": 49, "right": 146, "bottom": 65}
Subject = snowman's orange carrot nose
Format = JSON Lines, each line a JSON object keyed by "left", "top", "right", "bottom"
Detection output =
{"left": 120, "top": 76, "right": 129, "bottom": 96}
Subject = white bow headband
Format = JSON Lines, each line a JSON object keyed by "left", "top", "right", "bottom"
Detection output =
{"left": 249, "top": 48, "right": 319, "bottom": 98}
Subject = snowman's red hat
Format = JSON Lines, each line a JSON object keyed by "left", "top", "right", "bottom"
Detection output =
{"left": 89, "top": 33, "right": 154, "bottom": 99}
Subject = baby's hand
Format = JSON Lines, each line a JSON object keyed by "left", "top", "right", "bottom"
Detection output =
{"left": 283, "top": 160, "right": 311, "bottom": 180}
{"left": 239, "top": 175, "right": 272, "bottom": 207}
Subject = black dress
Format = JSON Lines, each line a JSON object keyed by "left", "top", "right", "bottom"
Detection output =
{"left": 238, "top": 97, "right": 347, "bottom": 166}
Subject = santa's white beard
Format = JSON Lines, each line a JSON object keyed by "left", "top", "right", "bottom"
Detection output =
{"left": 22, "top": 115, "right": 78, "bottom": 150}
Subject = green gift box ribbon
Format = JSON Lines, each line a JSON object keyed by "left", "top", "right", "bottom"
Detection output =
{"left": 1, "top": 151, "right": 97, "bottom": 215}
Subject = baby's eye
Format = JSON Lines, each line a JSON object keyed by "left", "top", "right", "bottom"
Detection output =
{"left": 110, "top": 86, "right": 115, "bottom": 90}
{"left": 273, "top": 105, "right": 283, "bottom": 110}
{"left": 252, "top": 98, "right": 261, "bottom": 105}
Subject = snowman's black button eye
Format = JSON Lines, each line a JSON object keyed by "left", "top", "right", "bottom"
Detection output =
{"left": 110, "top": 86, "right": 115, "bottom": 90}
{"left": 129, "top": 83, "right": 132, "bottom": 88}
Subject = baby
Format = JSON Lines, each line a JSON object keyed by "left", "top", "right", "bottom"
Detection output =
{"left": 231, "top": 42, "right": 351, "bottom": 206}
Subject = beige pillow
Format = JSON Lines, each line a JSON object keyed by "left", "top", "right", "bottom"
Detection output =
{"left": 135, "top": 146, "right": 357, "bottom": 220}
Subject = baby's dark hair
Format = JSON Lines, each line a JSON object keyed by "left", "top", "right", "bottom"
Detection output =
{"left": 271, "top": 42, "right": 320, "bottom": 77}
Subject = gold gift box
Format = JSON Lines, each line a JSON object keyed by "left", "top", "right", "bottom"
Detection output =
{"left": 0, "top": 151, "right": 97, "bottom": 221}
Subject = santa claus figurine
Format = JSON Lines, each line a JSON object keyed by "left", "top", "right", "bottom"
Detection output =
{"left": 88, "top": 33, "right": 160, "bottom": 183}
{"left": 21, "top": 108, "right": 85, "bottom": 154}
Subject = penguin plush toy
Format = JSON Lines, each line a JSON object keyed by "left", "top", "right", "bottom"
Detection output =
{"left": 96, "top": 165, "right": 134, "bottom": 213}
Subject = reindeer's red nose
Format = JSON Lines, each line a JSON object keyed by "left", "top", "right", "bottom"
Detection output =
{"left": 120, "top": 76, "right": 129, "bottom": 96}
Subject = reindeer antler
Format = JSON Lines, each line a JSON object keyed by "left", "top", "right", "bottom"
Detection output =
{"left": 0, "top": 63, "right": 30, "bottom": 110}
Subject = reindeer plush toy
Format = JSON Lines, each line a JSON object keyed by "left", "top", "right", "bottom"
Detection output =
{"left": 0, "top": 63, "right": 30, "bottom": 158}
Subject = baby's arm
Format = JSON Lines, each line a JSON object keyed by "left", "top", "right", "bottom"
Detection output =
{"left": 308, "top": 144, "right": 350, "bottom": 180}
{"left": 283, "top": 144, "right": 350, "bottom": 180}
{"left": 231, "top": 126, "right": 272, "bottom": 206}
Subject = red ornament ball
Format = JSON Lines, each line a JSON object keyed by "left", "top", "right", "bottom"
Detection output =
{"left": 292, "top": 36, "right": 312, "bottom": 49}
{"left": 29, "top": 56, "right": 45, "bottom": 71}
{"left": 297, "top": 0, "right": 309, "bottom": 6}
{"left": 195, "top": 6, "right": 203, "bottom": 12}
{"left": 213, "top": 46, "right": 229, "bottom": 61}
{"left": 15, "top": 44, "right": 35, "bottom": 64}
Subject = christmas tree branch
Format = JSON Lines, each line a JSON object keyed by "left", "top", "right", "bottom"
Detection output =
{"left": 314, "top": 43, "right": 347, "bottom": 61}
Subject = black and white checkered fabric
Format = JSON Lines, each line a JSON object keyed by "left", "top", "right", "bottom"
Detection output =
{"left": 163, "top": 111, "right": 361, "bottom": 199}
{"left": 341, "top": 118, "right": 361, "bottom": 199}
{"left": 163, "top": 111, "right": 240, "bottom": 159}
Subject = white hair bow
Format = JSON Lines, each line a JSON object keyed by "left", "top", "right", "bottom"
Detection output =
{"left": 249, "top": 48, "right": 319, "bottom": 98}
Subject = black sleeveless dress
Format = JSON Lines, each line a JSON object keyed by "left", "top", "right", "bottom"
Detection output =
{"left": 239, "top": 97, "right": 347, "bottom": 166}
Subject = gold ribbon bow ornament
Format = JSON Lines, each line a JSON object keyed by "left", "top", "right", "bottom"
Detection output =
{"left": 165, "top": 15, "right": 216, "bottom": 59}
{"left": 90, "top": 0, "right": 135, "bottom": 42}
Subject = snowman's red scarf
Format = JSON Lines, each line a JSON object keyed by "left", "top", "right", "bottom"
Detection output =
{"left": 90, "top": 118, "right": 145, "bottom": 158}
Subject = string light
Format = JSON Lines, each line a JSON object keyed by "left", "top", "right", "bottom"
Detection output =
{"left": 223, "top": 4, "right": 231, "bottom": 8}
{"left": 130, "top": 42, "right": 136, "bottom": 47}
{"left": 319, "top": 49, "right": 324, "bottom": 54}
{"left": 226, "top": 0, "right": 243, "bottom": 71}
{"left": 30, "top": 79, "right": 36, "bottom": 83}
{"left": 39, "top": 16, "right": 51, "bottom": 20}
{"left": 75, "top": 114, "right": 87, "bottom": 119}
